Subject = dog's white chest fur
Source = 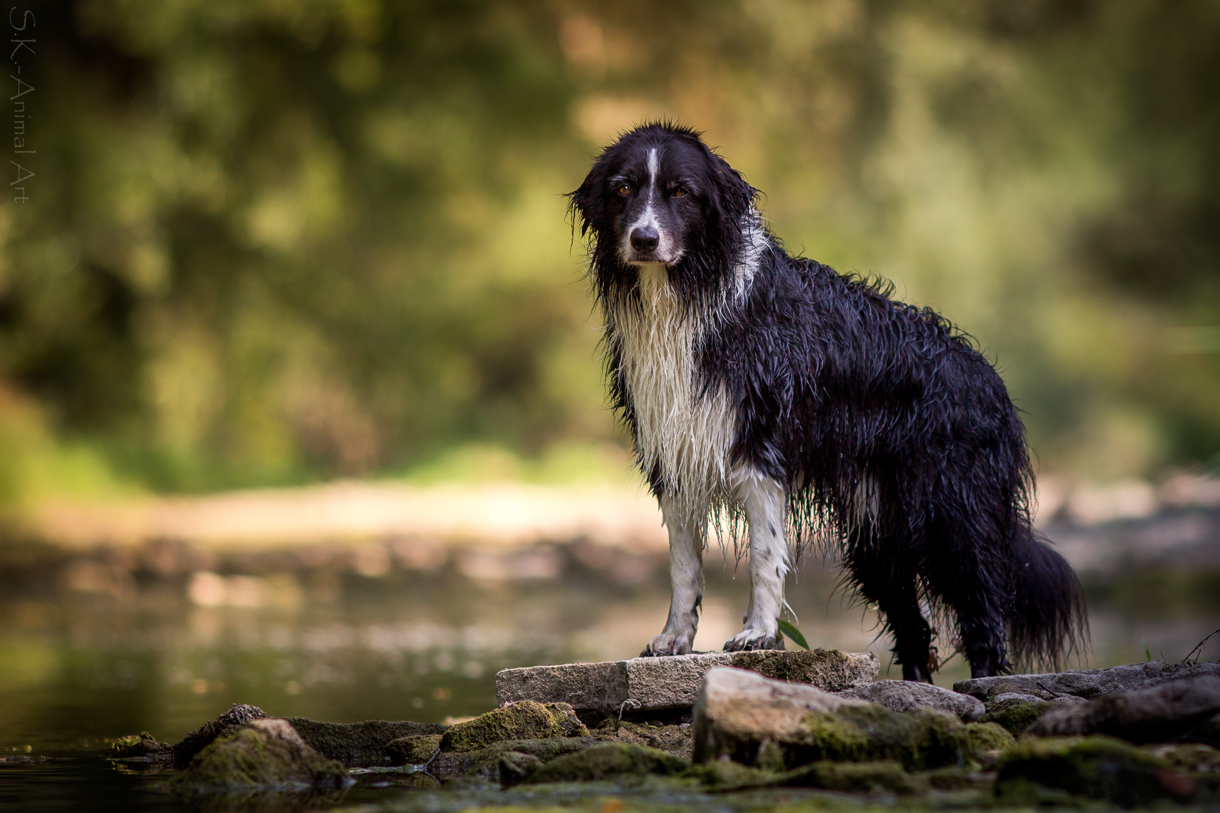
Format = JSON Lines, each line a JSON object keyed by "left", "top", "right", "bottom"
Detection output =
{"left": 611, "top": 264, "right": 737, "bottom": 513}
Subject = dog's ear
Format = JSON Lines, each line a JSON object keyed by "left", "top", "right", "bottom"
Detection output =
{"left": 703, "top": 147, "right": 756, "bottom": 226}
{"left": 568, "top": 155, "right": 610, "bottom": 238}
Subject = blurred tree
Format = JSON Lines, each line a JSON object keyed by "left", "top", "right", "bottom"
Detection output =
{"left": 0, "top": 0, "right": 1215, "bottom": 496}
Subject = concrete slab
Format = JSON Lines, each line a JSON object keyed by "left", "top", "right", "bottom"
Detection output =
{"left": 496, "top": 649, "right": 878, "bottom": 721}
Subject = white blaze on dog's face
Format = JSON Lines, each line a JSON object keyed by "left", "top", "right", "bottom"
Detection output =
{"left": 608, "top": 143, "right": 705, "bottom": 267}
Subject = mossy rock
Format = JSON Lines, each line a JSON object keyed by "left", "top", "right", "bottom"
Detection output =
{"left": 110, "top": 731, "right": 173, "bottom": 761}
{"left": 524, "top": 742, "right": 688, "bottom": 783}
{"left": 688, "top": 760, "right": 781, "bottom": 790}
{"left": 495, "top": 750, "right": 542, "bottom": 785}
{"left": 286, "top": 717, "right": 445, "bottom": 764}
{"left": 1150, "top": 743, "right": 1220, "bottom": 773}
{"left": 482, "top": 736, "right": 601, "bottom": 762}
{"left": 591, "top": 719, "right": 693, "bottom": 760}
{"left": 964, "top": 721, "right": 1016, "bottom": 767}
{"left": 385, "top": 733, "right": 442, "bottom": 766}
{"left": 440, "top": 701, "right": 588, "bottom": 752}
{"left": 996, "top": 735, "right": 1199, "bottom": 807}
{"left": 794, "top": 705, "right": 973, "bottom": 771}
{"left": 172, "top": 719, "right": 350, "bottom": 792}
{"left": 921, "top": 765, "right": 991, "bottom": 790}
{"left": 785, "top": 759, "right": 924, "bottom": 795}
{"left": 980, "top": 699, "right": 1054, "bottom": 736}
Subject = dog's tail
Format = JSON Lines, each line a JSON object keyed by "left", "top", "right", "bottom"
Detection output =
{"left": 1006, "top": 522, "right": 1089, "bottom": 670}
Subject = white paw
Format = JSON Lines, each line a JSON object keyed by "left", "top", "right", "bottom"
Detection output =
{"left": 640, "top": 630, "right": 695, "bottom": 657}
{"left": 723, "top": 627, "right": 784, "bottom": 652}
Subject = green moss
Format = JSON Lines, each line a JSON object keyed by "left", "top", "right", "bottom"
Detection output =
{"left": 496, "top": 751, "right": 542, "bottom": 785}
{"left": 524, "top": 742, "right": 688, "bottom": 783}
{"left": 753, "top": 739, "right": 787, "bottom": 773}
{"left": 996, "top": 735, "right": 1197, "bottom": 807}
{"left": 921, "top": 765, "right": 990, "bottom": 790}
{"left": 688, "top": 760, "right": 781, "bottom": 790}
{"left": 110, "top": 731, "right": 172, "bottom": 760}
{"left": 286, "top": 717, "right": 446, "bottom": 763}
{"left": 785, "top": 760, "right": 923, "bottom": 795}
{"left": 440, "top": 701, "right": 588, "bottom": 752}
{"left": 171, "top": 722, "right": 348, "bottom": 792}
{"left": 796, "top": 705, "right": 971, "bottom": 771}
{"left": 979, "top": 699, "right": 1053, "bottom": 736}
{"left": 487, "top": 737, "right": 600, "bottom": 762}
{"left": 964, "top": 720, "right": 1016, "bottom": 766}
{"left": 385, "top": 733, "right": 442, "bottom": 766}
{"left": 798, "top": 710, "right": 873, "bottom": 761}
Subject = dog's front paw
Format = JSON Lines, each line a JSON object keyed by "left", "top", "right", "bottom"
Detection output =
{"left": 640, "top": 631, "right": 694, "bottom": 657}
{"left": 723, "top": 628, "right": 785, "bottom": 652}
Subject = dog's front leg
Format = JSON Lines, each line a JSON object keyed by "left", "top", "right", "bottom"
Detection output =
{"left": 640, "top": 494, "right": 704, "bottom": 657}
{"left": 725, "top": 471, "right": 789, "bottom": 651}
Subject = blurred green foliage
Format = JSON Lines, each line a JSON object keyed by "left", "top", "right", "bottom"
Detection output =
{"left": 0, "top": 0, "right": 1216, "bottom": 498}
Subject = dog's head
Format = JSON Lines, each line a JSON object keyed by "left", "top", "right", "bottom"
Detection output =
{"left": 569, "top": 123, "right": 757, "bottom": 299}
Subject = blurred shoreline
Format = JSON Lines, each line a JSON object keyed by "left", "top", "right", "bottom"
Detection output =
{"left": 2, "top": 474, "right": 1216, "bottom": 609}
{"left": 6, "top": 470, "right": 1217, "bottom": 553}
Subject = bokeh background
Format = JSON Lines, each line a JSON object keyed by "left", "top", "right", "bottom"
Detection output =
{"left": 1, "top": 0, "right": 1218, "bottom": 779}
{"left": 2, "top": 0, "right": 1218, "bottom": 497}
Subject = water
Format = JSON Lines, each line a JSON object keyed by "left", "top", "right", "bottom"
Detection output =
{"left": 1, "top": 528, "right": 1217, "bottom": 811}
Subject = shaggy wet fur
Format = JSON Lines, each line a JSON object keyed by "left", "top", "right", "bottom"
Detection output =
{"left": 569, "top": 123, "right": 1086, "bottom": 680}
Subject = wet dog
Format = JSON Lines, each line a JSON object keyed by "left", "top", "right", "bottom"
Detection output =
{"left": 569, "top": 123, "right": 1085, "bottom": 680}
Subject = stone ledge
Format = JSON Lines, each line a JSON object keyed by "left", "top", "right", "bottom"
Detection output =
{"left": 496, "top": 649, "right": 878, "bottom": 722}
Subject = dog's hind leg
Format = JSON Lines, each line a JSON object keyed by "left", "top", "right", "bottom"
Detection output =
{"left": 724, "top": 470, "right": 788, "bottom": 651}
{"left": 844, "top": 529, "right": 935, "bottom": 682}
{"left": 641, "top": 493, "right": 705, "bottom": 657}
{"left": 922, "top": 518, "right": 1011, "bottom": 678}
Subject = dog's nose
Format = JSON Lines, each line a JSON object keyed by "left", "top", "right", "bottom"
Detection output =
{"left": 630, "top": 226, "right": 660, "bottom": 253}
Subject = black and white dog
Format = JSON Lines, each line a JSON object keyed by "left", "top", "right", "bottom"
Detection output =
{"left": 569, "top": 123, "right": 1086, "bottom": 680}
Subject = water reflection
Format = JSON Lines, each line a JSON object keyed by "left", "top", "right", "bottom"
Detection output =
{"left": 1, "top": 523, "right": 1218, "bottom": 755}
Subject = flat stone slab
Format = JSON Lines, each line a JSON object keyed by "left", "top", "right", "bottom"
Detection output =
{"left": 955, "top": 661, "right": 1220, "bottom": 703}
{"left": 496, "top": 649, "right": 878, "bottom": 720}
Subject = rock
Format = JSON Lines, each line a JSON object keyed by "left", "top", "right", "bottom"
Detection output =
{"left": 1150, "top": 743, "right": 1220, "bottom": 773}
{"left": 524, "top": 742, "right": 688, "bottom": 783}
{"left": 110, "top": 732, "right": 173, "bottom": 761}
{"left": 285, "top": 718, "right": 445, "bottom": 764}
{"left": 724, "top": 650, "right": 881, "bottom": 690}
{"left": 964, "top": 722, "right": 1017, "bottom": 767}
{"left": 495, "top": 751, "right": 542, "bottom": 785}
{"left": 979, "top": 696, "right": 1057, "bottom": 736}
{"left": 995, "top": 735, "right": 1201, "bottom": 807}
{"left": 590, "top": 719, "right": 693, "bottom": 761}
{"left": 1188, "top": 712, "right": 1220, "bottom": 747}
{"left": 172, "top": 718, "right": 351, "bottom": 792}
{"left": 496, "top": 649, "right": 878, "bottom": 722}
{"left": 692, "top": 667, "right": 999, "bottom": 771}
{"left": 955, "top": 661, "right": 1219, "bottom": 703}
{"left": 384, "top": 734, "right": 443, "bottom": 766}
{"left": 172, "top": 703, "right": 268, "bottom": 768}
{"left": 440, "top": 701, "right": 588, "bottom": 752}
{"left": 693, "top": 666, "right": 872, "bottom": 763}
{"left": 1026, "top": 675, "right": 1220, "bottom": 743}
{"left": 785, "top": 760, "right": 924, "bottom": 795}
{"left": 841, "top": 679, "right": 984, "bottom": 721}
{"left": 385, "top": 728, "right": 606, "bottom": 783}
{"left": 689, "top": 760, "right": 782, "bottom": 790}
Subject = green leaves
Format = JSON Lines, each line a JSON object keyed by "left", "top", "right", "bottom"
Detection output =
{"left": 777, "top": 619, "right": 809, "bottom": 650}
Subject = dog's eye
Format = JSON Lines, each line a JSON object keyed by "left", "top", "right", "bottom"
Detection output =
{"left": 616, "top": 183, "right": 631, "bottom": 196}
{"left": 672, "top": 186, "right": 688, "bottom": 198}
